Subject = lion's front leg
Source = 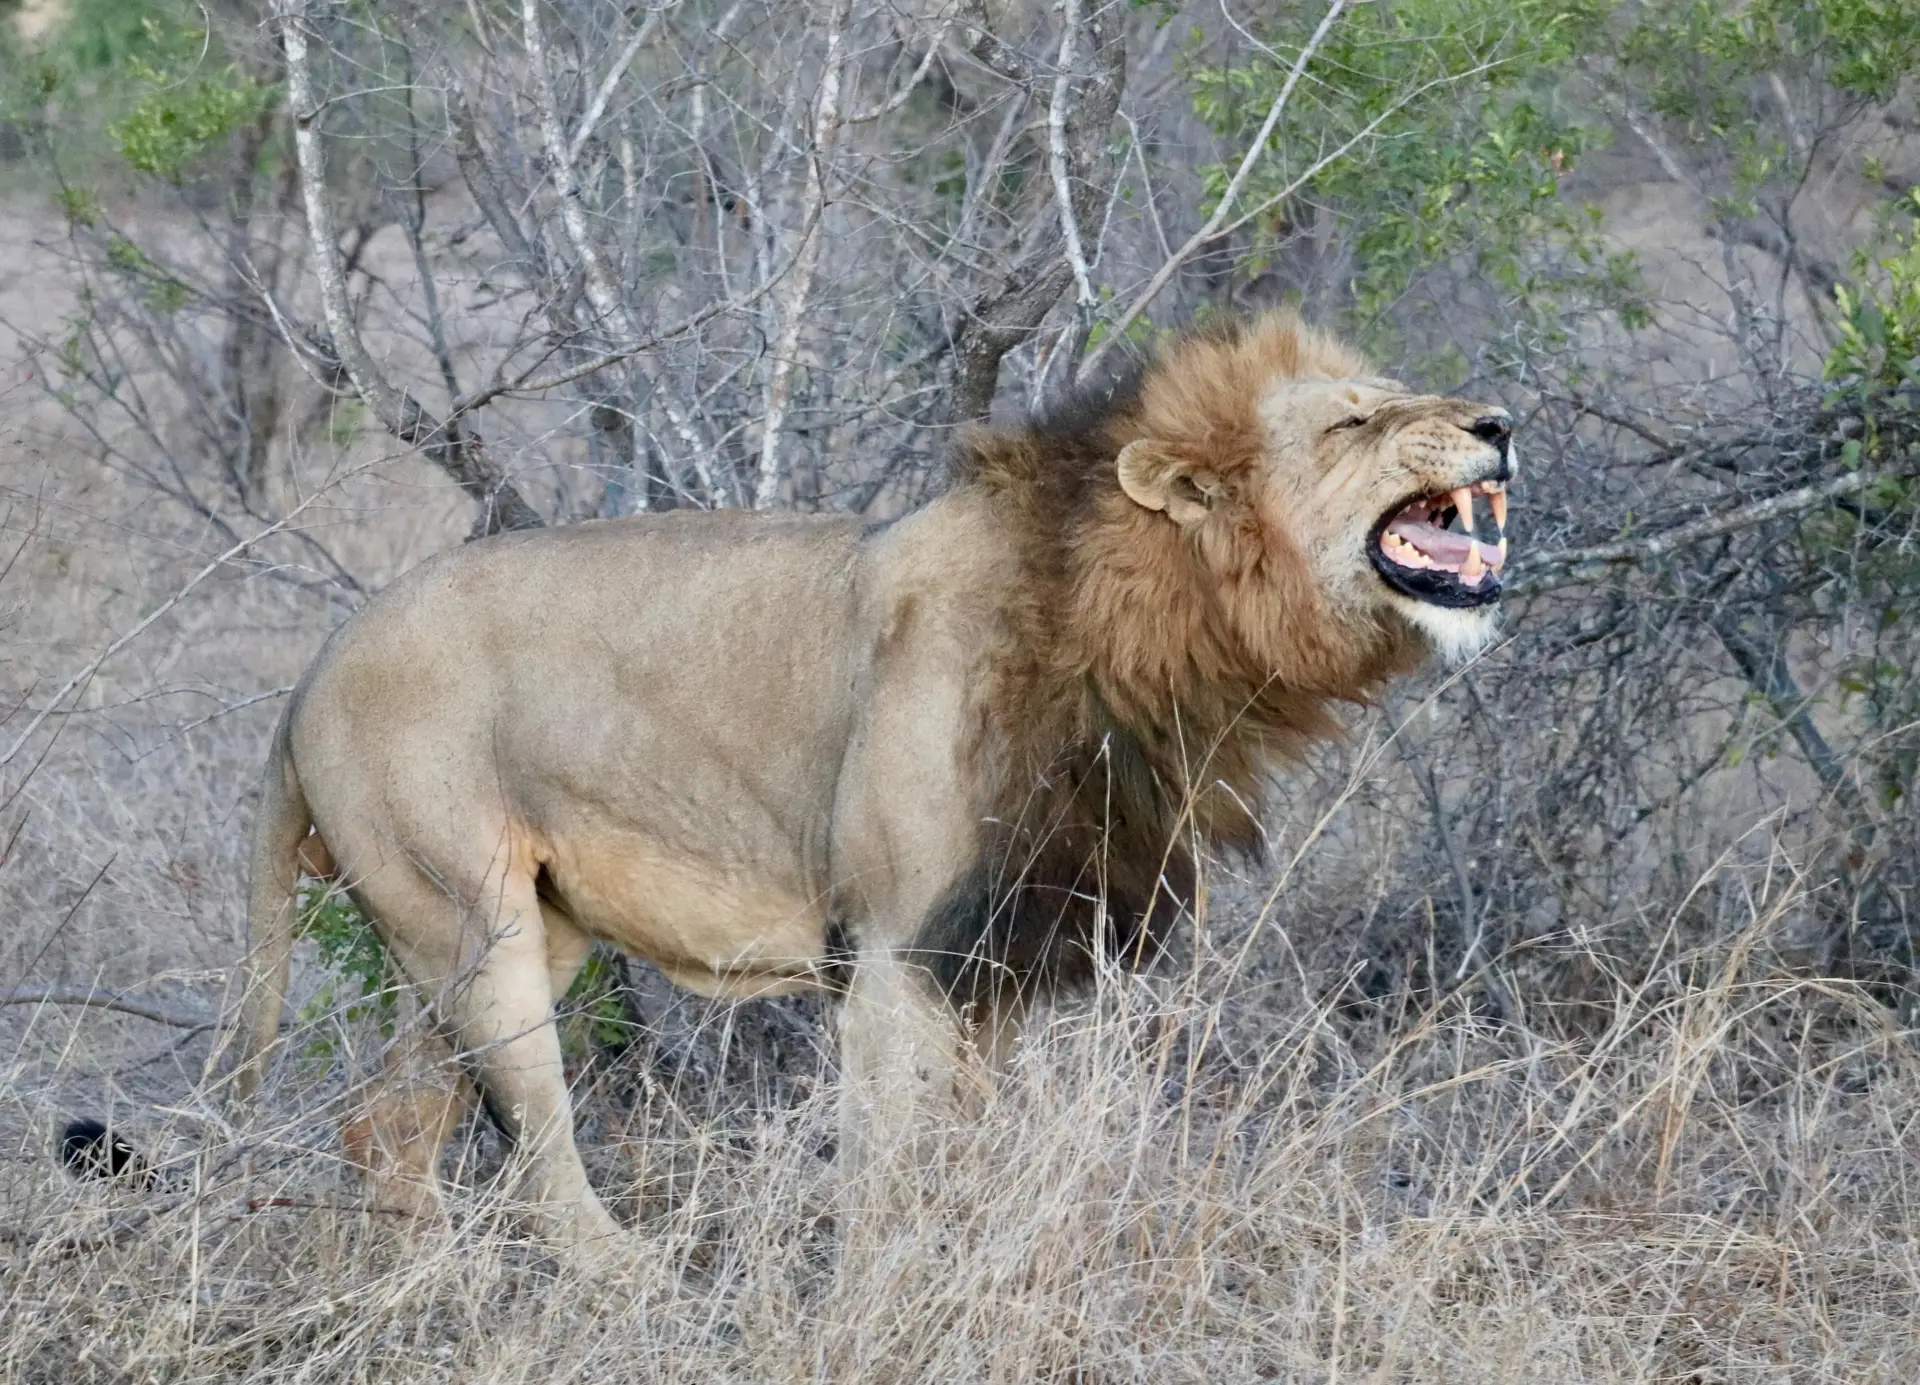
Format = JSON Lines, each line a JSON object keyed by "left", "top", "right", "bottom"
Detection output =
{"left": 836, "top": 950, "right": 969, "bottom": 1180}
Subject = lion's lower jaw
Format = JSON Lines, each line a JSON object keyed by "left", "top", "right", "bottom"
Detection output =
{"left": 1396, "top": 599, "right": 1502, "bottom": 667}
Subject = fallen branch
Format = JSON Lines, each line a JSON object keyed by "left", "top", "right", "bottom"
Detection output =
{"left": 0, "top": 986, "right": 218, "bottom": 1031}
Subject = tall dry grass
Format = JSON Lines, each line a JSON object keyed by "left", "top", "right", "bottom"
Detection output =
{"left": 4, "top": 844, "right": 1917, "bottom": 1384}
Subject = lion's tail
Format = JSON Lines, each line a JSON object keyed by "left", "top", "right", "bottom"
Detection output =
{"left": 60, "top": 713, "right": 313, "bottom": 1189}
{"left": 231, "top": 705, "right": 314, "bottom": 1105}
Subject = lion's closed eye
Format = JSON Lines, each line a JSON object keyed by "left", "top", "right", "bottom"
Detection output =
{"left": 1326, "top": 414, "right": 1371, "bottom": 432}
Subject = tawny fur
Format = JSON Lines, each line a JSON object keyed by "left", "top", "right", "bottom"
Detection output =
{"left": 202, "top": 311, "right": 1512, "bottom": 1245}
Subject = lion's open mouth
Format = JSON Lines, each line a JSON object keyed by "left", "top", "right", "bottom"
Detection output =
{"left": 1367, "top": 479, "right": 1509, "bottom": 609}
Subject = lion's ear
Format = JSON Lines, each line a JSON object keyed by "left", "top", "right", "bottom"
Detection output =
{"left": 1116, "top": 440, "right": 1222, "bottom": 526}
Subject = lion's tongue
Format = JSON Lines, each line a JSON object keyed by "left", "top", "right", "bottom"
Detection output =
{"left": 1387, "top": 517, "right": 1475, "bottom": 568}
{"left": 1382, "top": 514, "right": 1503, "bottom": 583}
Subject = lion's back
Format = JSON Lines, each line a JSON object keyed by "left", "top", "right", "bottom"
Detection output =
{"left": 286, "top": 511, "right": 875, "bottom": 846}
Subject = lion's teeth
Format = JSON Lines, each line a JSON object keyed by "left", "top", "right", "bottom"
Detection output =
{"left": 1452, "top": 487, "right": 1475, "bottom": 533}
{"left": 1386, "top": 534, "right": 1429, "bottom": 569}
{"left": 1496, "top": 537, "right": 1508, "bottom": 566}
{"left": 1489, "top": 489, "right": 1507, "bottom": 532}
{"left": 1490, "top": 538, "right": 1507, "bottom": 569}
{"left": 1460, "top": 543, "right": 1485, "bottom": 580}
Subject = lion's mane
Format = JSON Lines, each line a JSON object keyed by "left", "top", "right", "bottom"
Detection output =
{"left": 915, "top": 316, "right": 1421, "bottom": 996}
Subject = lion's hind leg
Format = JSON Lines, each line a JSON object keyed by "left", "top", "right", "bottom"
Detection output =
{"left": 343, "top": 847, "right": 621, "bottom": 1249}
{"left": 342, "top": 1012, "right": 468, "bottom": 1222}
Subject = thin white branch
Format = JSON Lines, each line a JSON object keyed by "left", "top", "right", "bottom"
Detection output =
{"left": 951, "top": 86, "right": 1029, "bottom": 260}
{"left": 276, "top": 1, "right": 414, "bottom": 435}
{"left": 524, "top": 0, "right": 636, "bottom": 341}
{"left": 753, "top": 0, "right": 853, "bottom": 510}
{"left": 0, "top": 505, "right": 322, "bottom": 771}
{"left": 1085, "top": 48, "right": 1496, "bottom": 377}
{"left": 459, "top": 279, "right": 787, "bottom": 407}
{"left": 278, "top": 0, "right": 541, "bottom": 529}
{"left": 1081, "top": 0, "right": 1350, "bottom": 372}
{"left": 132, "top": 686, "right": 296, "bottom": 763}
{"left": 568, "top": 6, "right": 669, "bottom": 164}
{"left": 1614, "top": 96, "right": 1699, "bottom": 192}
{"left": 848, "top": 13, "right": 955, "bottom": 124}
{"left": 1049, "top": 0, "right": 1097, "bottom": 311}
{"left": 523, "top": 0, "right": 722, "bottom": 501}
{"left": 1768, "top": 72, "right": 1810, "bottom": 163}
{"left": 1126, "top": 112, "right": 1172, "bottom": 262}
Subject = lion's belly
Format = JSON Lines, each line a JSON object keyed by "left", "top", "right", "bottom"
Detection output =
{"left": 540, "top": 831, "right": 831, "bottom": 999}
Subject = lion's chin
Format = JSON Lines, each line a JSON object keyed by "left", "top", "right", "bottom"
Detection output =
{"left": 1394, "top": 599, "right": 1502, "bottom": 667}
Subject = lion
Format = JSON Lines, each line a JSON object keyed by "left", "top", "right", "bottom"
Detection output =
{"left": 210, "top": 313, "right": 1515, "bottom": 1246}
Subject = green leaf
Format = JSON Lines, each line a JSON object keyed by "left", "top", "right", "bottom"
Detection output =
{"left": 112, "top": 70, "right": 271, "bottom": 182}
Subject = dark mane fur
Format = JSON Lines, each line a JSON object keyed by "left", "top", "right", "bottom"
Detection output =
{"left": 914, "top": 315, "right": 1420, "bottom": 1001}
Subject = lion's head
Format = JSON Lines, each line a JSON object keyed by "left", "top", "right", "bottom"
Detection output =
{"left": 1107, "top": 314, "right": 1516, "bottom": 672}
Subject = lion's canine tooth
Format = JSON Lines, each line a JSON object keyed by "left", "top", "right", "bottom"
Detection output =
{"left": 1489, "top": 489, "right": 1507, "bottom": 531}
{"left": 1451, "top": 486, "right": 1475, "bottom": 533}
{"left": 1491, "top": 538, "right": 1507, "bottom": 569}
{"left": 1460, "top": 543, "right": 1485, "bottom": 580}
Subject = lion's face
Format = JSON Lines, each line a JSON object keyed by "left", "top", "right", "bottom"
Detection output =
{"left": 1106, "top": 317, "right": 1516, "bottom": 676}
{"left": 1256, "top": 377, "right": 1515, "bottom": 664}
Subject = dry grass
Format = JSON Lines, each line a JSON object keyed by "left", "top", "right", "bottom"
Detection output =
{"left": 4, "top": 858, "right": 1918, "bottom": 1384}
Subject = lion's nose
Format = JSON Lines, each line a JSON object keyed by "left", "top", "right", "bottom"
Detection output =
{"left": 1469, "top": 413, "right": 1512, "bottom": 448}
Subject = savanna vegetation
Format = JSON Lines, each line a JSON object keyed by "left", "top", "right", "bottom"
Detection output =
{"left": 2, "top": 0, "right": 1919, "bottom": 1379}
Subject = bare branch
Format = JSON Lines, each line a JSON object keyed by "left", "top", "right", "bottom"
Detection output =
{"left": 0, "top": 502, "right": 331, "bottom": 771}
{"left": 848, "top": 13, "right": 954, "bottom": 124}
{"left": 754, "top": 0, "right": 853, "bottom": 509}
{"left": 275, "top": 0, "right": 542, "bottom": 534}
{"left": 455, "top": 290, "right": 782, "bottom": 411}
{"left": 569, "top": 6, "right": 670, "bottom": 163}
{"left": 523, "top": 0, "right": 640, "bottom": 342}
{"left": 521, "top": 0, "right": 730, "bottom": 504}
{"left": 1048, "top": 0, "right": 1098, "bottom": 315}
{"left": 947, "top": 0, "right": 1124, "bottom": 421}
{"left": 1084, "top": 61, "right": 1497, "bottom": 377}
{"left": 1080, "top": 0, "right": 1351, "bottom": 376}
{"left": 0, "top": 986, "right": 219, "bottom": 1031}
{"left": 1517, "top": 469, "right": 1875, "bottom": 593}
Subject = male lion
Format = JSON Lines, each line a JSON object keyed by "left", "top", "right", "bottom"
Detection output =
{"left": 223, "top": 314, "right": 1514, "bottom": 1245}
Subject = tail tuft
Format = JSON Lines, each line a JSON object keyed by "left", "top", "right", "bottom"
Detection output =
{"left": 59, "top": 1118, "right": 157, "bottom": 1190}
